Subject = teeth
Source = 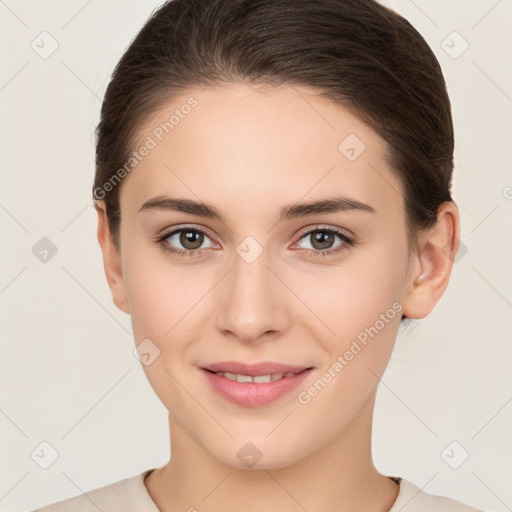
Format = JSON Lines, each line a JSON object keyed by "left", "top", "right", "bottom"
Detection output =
{"left": 215, "top": 371, "right": 298, "bottom": 383}
{"left": 253, "top": 374, "right": 272, "bottom": 383}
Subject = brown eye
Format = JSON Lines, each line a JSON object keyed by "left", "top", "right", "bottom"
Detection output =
{"left": 309, "top": 231, "right": 336, "bottom": 250}
{"left": 178, "top": 230, "right": 204, "bottom": 250}
{"left": 159, "top": 227, "right": 216, "bottom": 255}
{"left": 292, "top": 226, "right": 355, "bottom": 258}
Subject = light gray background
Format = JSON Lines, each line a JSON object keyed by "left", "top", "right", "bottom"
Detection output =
{"left": 1, "top": 1, "right": 511, "bottom": 511}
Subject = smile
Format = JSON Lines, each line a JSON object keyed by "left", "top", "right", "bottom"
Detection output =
{"left": 201, "top": 366, "right": 314, "bottom": 407}
{"left": 211, "top": 370, "right": 299, "bottom": 383}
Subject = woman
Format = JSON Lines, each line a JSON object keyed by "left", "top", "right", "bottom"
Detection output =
{"left": 35, "top": 0, "right": 484, "bottom": 510}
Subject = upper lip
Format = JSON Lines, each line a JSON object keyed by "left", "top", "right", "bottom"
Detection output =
{"left": 201, "top": 360, "right": 312, "bottom": 376}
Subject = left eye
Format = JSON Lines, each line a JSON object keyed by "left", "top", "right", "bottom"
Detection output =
{"left": 295, "top": 228, "right": 353, "bottom": 251}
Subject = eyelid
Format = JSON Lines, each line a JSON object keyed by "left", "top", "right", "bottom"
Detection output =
{"left": 157, "top": 223, "right": 214, "bottom": 238}
{"left": 294, "top": 223, "right": 354, "bottom": 240}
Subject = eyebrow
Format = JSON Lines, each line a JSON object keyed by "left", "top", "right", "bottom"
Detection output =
{"left": 138, "top": 194, "right": 375, "bottom": 222}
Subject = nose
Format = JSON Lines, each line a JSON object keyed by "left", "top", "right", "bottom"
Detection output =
{"left": 214, "top": 246, "right": 292, "bottom": 345}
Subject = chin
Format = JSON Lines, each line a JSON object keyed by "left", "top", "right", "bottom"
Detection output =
{"left": 206, "top": 435, "right": 309, "bottom": 471}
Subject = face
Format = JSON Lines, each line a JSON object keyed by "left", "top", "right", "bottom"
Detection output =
{"left": 108, "top": 83, "right": 424, "bottom": 469}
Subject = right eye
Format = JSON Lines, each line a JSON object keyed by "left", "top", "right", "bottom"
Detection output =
{"left": 157, "top": 226, "right": 218, "bottom": 257}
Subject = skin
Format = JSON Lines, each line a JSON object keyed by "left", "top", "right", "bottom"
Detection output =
{"left": 96, "top": 83, "right": 460, "bottom": 511}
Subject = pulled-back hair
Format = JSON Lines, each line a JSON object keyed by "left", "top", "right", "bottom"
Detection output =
{"left": 93, "top": 0, "right": 454, "bottom": 254}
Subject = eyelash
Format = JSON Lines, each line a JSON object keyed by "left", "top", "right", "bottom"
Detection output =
{"left": 155, "top": 224, "right": 355, "bottom": 259}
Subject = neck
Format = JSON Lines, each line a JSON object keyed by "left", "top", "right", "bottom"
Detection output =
{"left": 145, "top": 392, "right": 399, "bottom": 512}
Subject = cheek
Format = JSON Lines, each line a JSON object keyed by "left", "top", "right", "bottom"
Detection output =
{"left": 124, "top": 265, "right": 173, "bottom": 343}
{"left": 122, "top": 252, "right": 205, "bottom": 410}
{"left": 294, "top": 275, "right": 403, "bottom": 430}
{"left": 294, "top": 249, "right": 406, "bottom": 345}
{"left": 122, "top": 242, "right": 222, "bottom": 368}
{"left": 125, "top": 263, "right": 205, "bottom": 342}
{"left": 289, "top": 243, "right": 407, "bottom": 408}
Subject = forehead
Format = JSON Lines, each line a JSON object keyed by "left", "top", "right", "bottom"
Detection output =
{"left": 121, "top": 83, "right": 403, "bottom": 218}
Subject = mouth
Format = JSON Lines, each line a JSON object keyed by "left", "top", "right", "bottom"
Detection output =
{"left": 204, "top": 369, "right": 303, "bottom": 383}
{"left": 200, "top": 361, "right": 314, "bottom": 407}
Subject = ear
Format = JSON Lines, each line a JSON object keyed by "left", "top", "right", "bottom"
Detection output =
{"left": 95, "top": 201, "right": 130, "bottom": 315}
{"left": 402, "top": 201, "right": 460, "bottom": 319}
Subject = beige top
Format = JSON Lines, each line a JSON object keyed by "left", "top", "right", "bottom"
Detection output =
{"left": 33, "top": 470, "right": 485, "bottom": 511}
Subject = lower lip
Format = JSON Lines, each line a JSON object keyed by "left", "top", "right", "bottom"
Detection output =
{"left": 201, "top": 368, "right": 313, "bottom": 407}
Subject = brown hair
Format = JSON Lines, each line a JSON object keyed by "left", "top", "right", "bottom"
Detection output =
{"left": 93, "top": 0, "right": 454, "bottom": 257}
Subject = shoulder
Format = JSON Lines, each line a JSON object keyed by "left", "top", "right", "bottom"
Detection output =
{"left": 390, "top": 478, "right": 485, "bottom": 512}
{"left": 32, "top": 470, "right": 159, "bottom": 512}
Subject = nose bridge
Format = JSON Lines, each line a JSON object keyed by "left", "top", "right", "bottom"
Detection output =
{"left": 214, "top": 239, "right": 290, "bottom": 342}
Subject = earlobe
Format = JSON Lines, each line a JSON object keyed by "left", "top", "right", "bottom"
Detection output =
{"left": 402, "top": 201, "right": 460, "bottom": 320}
{"left": 95, "top": 201, "right": 130, "bottom": 315}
